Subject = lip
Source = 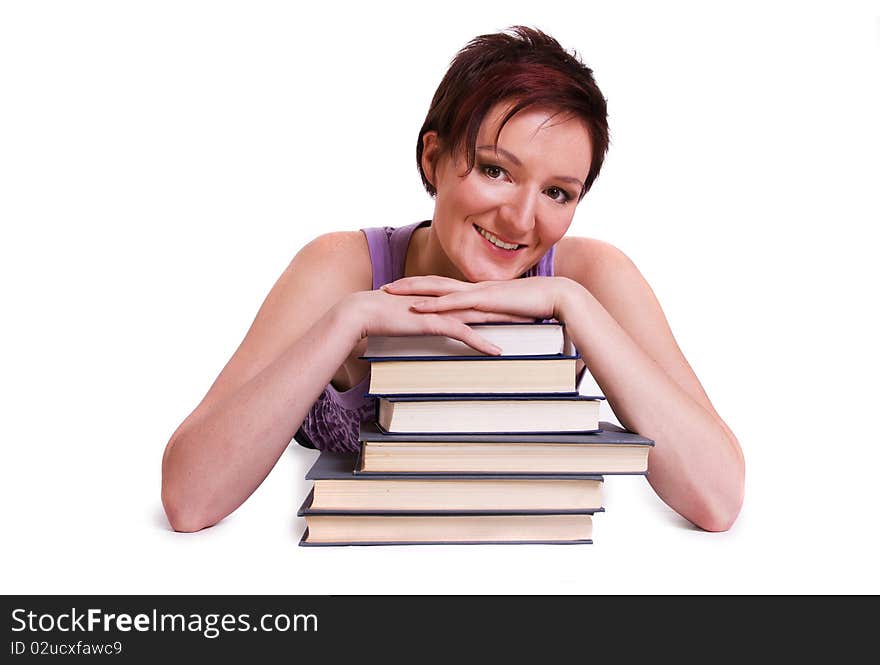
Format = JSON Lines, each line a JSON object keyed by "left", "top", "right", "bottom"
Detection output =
{"left": 472, "top": 224, "right": 527, "bottom": 251}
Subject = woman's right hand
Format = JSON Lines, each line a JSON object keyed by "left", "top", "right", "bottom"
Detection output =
{"left": 340, "top": 288, "right": 533, "bottom": 356}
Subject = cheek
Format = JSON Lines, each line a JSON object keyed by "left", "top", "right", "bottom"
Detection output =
{"left": 437, "top": 173, "right": 506, "bottom": 216}
{"left": 540, "top": 216, "right": 574, "bottom": 244}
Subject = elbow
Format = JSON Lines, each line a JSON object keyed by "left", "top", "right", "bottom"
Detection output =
{"left": 161, "top": 486, "right": 216, "bottom": 533}
{"left": 693, "top": 452, "right": 746, "bottom": 533}
{"left": 161, "top": 436, "right": 218, "bottom": 533}
{"left": 693, "top": 496, "right": 742, "bottom": 532}
{"left": 649, "top": 426, "right": 746, "bottom": 532}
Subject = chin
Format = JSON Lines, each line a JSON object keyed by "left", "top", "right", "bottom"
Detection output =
{"left": 459, "top": 263, "right": 522, "bottom": 283}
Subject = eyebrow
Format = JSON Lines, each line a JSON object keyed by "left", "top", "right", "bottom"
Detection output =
{"left": 476, "top": 145, "right": 585, "bottom": 189}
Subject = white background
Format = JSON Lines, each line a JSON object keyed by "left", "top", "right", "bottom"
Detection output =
{"left": 2, "top": 1, "right": 879, "bottom": 595}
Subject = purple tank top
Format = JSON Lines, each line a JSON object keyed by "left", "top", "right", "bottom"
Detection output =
{"left": 294, "top": 219, "right": 557, "bottom": 453}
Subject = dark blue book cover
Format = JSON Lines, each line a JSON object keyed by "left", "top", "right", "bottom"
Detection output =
{"left": 361, "top": 353, "right": 580, "bottom": 362}
{"left": 365, "top": 392, "right": 603, "bottom": 401}
{"left": 359, "top": 419, "right": 650, "bottom": 444}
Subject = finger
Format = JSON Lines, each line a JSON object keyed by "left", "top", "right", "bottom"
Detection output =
{"left": 410, "top": 288, "right": 500, "bottom": 313}
{"left": 382, "top": 275, "right": 472, "bottom": 296}
{"left": 412, "top": 286, "right": 551, "bottom": 320}
{"left": 449, "top": 310, "right": 535, "bottom": 324}
{"left": 430, "top": 316, "right": 502, "bottom": 356}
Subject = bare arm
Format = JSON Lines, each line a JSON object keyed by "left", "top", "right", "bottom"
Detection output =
{"left": 387, "top": 239, "right": 745, "bottom": 532}
{"left": 161, "top": 233, "right": 512, "bottom": 532}
{"left": 161, "top": 304, "right": 360, "bottom": 532}
{"left": 556, "top": 238, "right": 744, "bottom": 531}
{"left": 160, "top": 233, "right": 369, "bottom": 532}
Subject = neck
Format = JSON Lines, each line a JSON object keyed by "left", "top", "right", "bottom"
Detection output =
{"left": 404, "top": 223, "right": 469, "bottom": 281}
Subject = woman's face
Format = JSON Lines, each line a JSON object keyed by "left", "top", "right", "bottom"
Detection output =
{"left": 425, "top": 103, "right": 592, "bottom": 282}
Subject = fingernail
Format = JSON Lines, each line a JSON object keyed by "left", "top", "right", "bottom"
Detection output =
{"left": 411, "top": 301, "right": 427, "bottom": 309}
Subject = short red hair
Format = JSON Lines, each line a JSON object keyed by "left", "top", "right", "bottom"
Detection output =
{"left": 417, "top": 26, "right": 609, "bottom": 201}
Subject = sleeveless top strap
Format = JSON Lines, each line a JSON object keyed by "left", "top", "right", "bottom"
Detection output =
{"left": 528, "top": 243, "right": 556, "bottom": 278}
{"left": 362, "top": 220, "right": 431, "bottom": 286}
{"left": 362, "top": 226, "right": 394, "bottom": 290}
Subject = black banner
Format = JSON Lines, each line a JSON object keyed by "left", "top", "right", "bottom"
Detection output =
{"left": 0, "top": 595, "right": 870, "bottom": 659}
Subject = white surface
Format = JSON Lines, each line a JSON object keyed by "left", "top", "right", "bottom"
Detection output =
{"left": 2, "top": 1, "right": 879, "bottom": 594}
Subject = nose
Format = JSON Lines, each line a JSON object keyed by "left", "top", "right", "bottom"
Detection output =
{"left": 497, "top": 187, "right": 537, "bottom": 238}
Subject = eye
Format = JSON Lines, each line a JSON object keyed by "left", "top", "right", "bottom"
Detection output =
{"left": 545, "top": 186, "right": 573, "bottom": 204}
{"left": 480, "top": 164, "right": 506, "bottom": 180}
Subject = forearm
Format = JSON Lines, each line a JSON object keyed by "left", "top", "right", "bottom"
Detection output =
{"left": 558, "top": 283, "right": 744, "bottom": 531}
{"left": 161, "top": 300, "right": 362, "bottom": 532}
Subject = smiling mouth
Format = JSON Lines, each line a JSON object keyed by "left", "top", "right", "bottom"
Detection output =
{"left": 473, "top": 224, "right": 525, "bottom": 251}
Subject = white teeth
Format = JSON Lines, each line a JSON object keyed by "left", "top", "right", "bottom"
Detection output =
{"left": 476, "top": 225, "right": 520, "bottom": 250}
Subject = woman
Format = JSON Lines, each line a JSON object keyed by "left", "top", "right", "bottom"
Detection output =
{"left": 161, "top": 26, "right": 744, "bottom": 534}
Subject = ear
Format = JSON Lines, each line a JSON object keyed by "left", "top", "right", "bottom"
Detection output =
{"left": 421, "top": 131, "right": 441, "bottom": 189}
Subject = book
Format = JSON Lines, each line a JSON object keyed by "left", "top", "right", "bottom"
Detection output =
{"left": 363, "top": 355, "right": 580, "bottom": 395}
{"left": 299, "top": 516, "right": 595, "bottom": 545}
{"left": 298, "top": 495, "right": 597, "bottom": 545}
{"left": 357, "top": 421, "right": 653, "bottom": 474}
{"left": 304, "top": 450, "right": 604, "bottom": 512}
{"left": 364, "top": 321, "right": 573, "bottom": 357}
{"left": 371, "top": 393, "right": 603, "bottom": 434}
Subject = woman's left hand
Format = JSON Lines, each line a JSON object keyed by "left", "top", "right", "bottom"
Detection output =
{"left": 381, "top": 275, "right": 582, "bottom": 322}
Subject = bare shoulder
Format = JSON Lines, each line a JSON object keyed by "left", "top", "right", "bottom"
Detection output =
{"left": 555, "top": 235, "right": 720, "bottom": 414}
{"left": 180, "top": 230, "right": 372, "bottom": 421}
{"left": 287, "top": 230, "right": 373, "bottom": 294}
{"left": 244, "top": 229, "right": 373, "bottom": 357}
{"left": 257, "top": 230, "right": 373, "bottom": 332}
{"left": 554, "top": 235, "right": 649, "bottom": 302}
{"left": 555, "top": 235, "right": 662, "bottom": 341}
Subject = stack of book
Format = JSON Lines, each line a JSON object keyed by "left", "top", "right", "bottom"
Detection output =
{"left": 297, "top": 322, "right": 654, "bottom": 546}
